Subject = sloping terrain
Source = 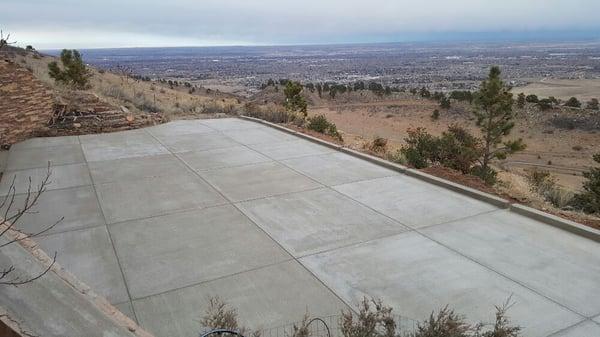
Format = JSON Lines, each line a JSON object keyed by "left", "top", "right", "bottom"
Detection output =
{"left": 0, "top": 118, "right": 599, "bottom": 337}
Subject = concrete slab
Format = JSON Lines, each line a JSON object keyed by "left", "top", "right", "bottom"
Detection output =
{"left": 238, "top": 188, "right": 408, "bottom": 257}
{"left": 0, "top": 163, "right": 91, "bottom": 195}
{"left": 283, "top": 152, "right": 397, "bottom": 186}
{"left": 0, "top": 186, "right": 104, "bottom": 235}
{"left": 301, "top": 232, "right": 583, "bottom": 337}
{"left": 249, "top": 139, "right": 335, "bottom": 160}
{"left": 80, "top": 130, "right": 169, "bottom": 162}
{"left": 6, "top": 144, "right": 85, "bottom": 170}
{"left": 334, "top": 175, "right": 497, "bottom": 228}
{"left": 178, "top": 146, "right": 271, "bottom": 172}
{"left": 146, "top": 120, "right": 215, "bottom": 137}
{"left": 9, "top": 135, "right": 80, "bottom": 150}
{"left": 89, "top": 153, "right": 190, "bottom": 184}
{"left": 96, "top": 171, "right": 226, "bottom": 224}
{"left": 200, "top": 118, "right": 263, "bottom": 131}
{"left": 222, "top": 127, "right": 296, "bottom": 145}
{"left": 115, "top": 302, "right": 137, "bottom": 323}
{"left": 155, "top": 132, "right": 240, "bottom": 153}
{"left": 0, "top": 236, "right": 137, "bottom": 337}
{"left": 548, "top": 320, "right": 600, "bottom": 337}
{"left": 0, "top": 150, "right": 8, "bottom": 173}
{"left": 133, "top": 261, "right": 349, "bottom": 337}
{"left": 37, "top": 226, "right": 129, "bottom": 304}
{"left": 201, "top": 161, "right": 322, "bottom": 202}
{"left": 110, "top": 205, "right": 290, "bottom": 299}
{"left": 421, "top": 210, "right": 600, "bottom": 317}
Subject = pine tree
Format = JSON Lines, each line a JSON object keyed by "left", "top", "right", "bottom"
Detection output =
{"left": 472, "top": 66, "right": 525, "bottom": 184}
{"left": 48, "top": 49, "right": 91, "bottom": 89}
{"left": 573, "top": 153, "right": 600, "bottom": 214}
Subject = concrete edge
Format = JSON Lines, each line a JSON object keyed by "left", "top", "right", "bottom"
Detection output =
{"left": 510, "top": 204, "right": 600, "bottom": 242}
{"left": 0, "top": 224, "right": 155, "bottom": 337}
{"left": 238, "top": 115, "right": 600, "bottom": 242}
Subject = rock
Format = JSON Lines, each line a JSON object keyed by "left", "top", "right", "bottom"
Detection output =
{"left": 73, "top": 123, "right": 81, "bottom": 128}
{"left": 126, "top": 115, "right": 134, "bottom": 122}
{"left": 120, "top": 106, "right": 130, "bottom": 114}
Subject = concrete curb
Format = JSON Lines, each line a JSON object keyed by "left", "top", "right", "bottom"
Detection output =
{"left": 0, "top": 223, "right": 155, "bottom": 337}
{"left": 238, "top": 115, "right": 600, "bottom": 242}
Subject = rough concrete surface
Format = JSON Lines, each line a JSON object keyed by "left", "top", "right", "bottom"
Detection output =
{"left": 0, "top": 118, "right": 599, "bottom": 337}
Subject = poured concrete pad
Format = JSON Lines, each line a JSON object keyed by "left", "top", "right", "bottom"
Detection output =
{"left": 223, "top": 127, "right": 296, "bottom": 145}
{"left": 89, "top": 153, "right": 191, "bottom": 184}
{"left": 334, "top": 175, "right": 497, "bottom": 228}
{"left": 81, "top": 130, "right": 169, "bottom": 162}
{"left": 0, "top": 186, "right": 104, "bottom": 235}
{"left": 201, "top": 161, "right": 322, "bottom": 202}
{"left": 249, "top": 140, "right": 334, "bottom": 160}
{"left": 283, "top": 152, "right": 397, "bottom": 186}
{"left": 96, "top": 171, "right": 226, "bottom": 224}
{"left": 115, "top": 302, "right": 137, "bottom": 323}
{"left": 6, "top": 144, "right": 85, "bottom": 170}
{"left": 2, "top": 118, "right": 598, "bottom": 337}
{"left": 301, "top": 232, "right": 583, "bottom": 337}
{"left": 549, "top": 320, "right": 600, "bottom": 337}
{"left": 238, "top": 188, "right": 408, "bottom": 257}
{"left": 38, "top": 226, "right": 129, "bottom": 304}
{"left": 133, "top": 261, "right": 349, "bottom": 337}
{"left": 421, "top": 210, "right": 600, "bottom": 316}
{"left": 146, "top": 120, "right": 215, "bottom": 137}
{"left": 0, "top": 237, "right": 137, "bottom": 337}
{"left": 109, "top": 205, "right": 290, "bottom": 298}
{"left": 154, "top": 132, "right": 240, "bottom": 153}
{"left": 0, "top": 163, "right": 91, "bottom": 195}
{"left": 178, "top": 146, "right": 271, "bottom": 171}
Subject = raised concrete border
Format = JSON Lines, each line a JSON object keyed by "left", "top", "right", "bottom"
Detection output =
{"left": 0, "top": 223, "right": 155, "bottom": 337}
{"left": 239, "top": 115, "right": 600, "bottom": 242}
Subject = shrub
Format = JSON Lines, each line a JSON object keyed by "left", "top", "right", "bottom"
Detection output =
{"left": 439, "top": 97, "right": 451, "bottom": 109}
{"left": 369, "top": 137, "right": 388, "bottom": 153}
{"left": 438, "top": 125, "right": 483, "bottom": 174}
{"left": 411, "top": 306, "right": 471, "bottom": 337}
{"left": 307, "top": 115, "right": 343, "bottom": 141}
{"left": 564, "top": 97, "right": 582, "bottom": 108}
{"left": 572, "top": 153, "right": 600, "bottom": 214}
{"left": 586, "top": 98, "right": 599, "bottom": 110}
{"left": 516, "top": 93, "right": 526, "bottom": 108}
{"left": 471, "top": 165, "right": 498, "bottom": 186}
{"left": 525, "top": 94, "right": 539, "bottom": 103}
{"left": 200, "top": 297, "right": 261, "bottom": 337}
{"left": 48, "top": 49, "right": 91, "bottom": 89}
{"left": 400, "top": 128, "right": 439, "bottom": 169}
{"left": 340, "top": 298, "right": 396, "bottom": 337}
{"left": 537, "top": 98, "right": 553, "bottom": 111}
{"left": 527, "top": 169, "right": 573, "bottom": 209}
{"left": 431, "top": 109, "right": 440, "bottom": 121}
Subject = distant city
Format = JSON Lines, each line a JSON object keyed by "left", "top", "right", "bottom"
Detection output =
{"left": 57, "top": 40, "right": 600, "bottom": 95}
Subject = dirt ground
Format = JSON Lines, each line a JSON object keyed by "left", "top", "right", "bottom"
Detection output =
{"left": 308, "top": 94, "right": 600, "bottom": 192}
{"left": 518, "top": 78, "right": 600, "bottom": 102}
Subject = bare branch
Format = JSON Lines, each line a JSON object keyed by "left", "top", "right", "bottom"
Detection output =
{"left": 0, "top": 252, "right": 57, "bottom": 286}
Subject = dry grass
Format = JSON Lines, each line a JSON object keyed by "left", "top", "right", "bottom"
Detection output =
{"left": 13, "top": 52, "right": 243, "bottom": 119}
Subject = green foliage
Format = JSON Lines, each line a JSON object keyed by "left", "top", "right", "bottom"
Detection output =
{"left": 470, "top": 165, "right": 499, "bottom": 186}
{"left": 307, "top": 115, "right": 343, "bottom": 141}
{"left": 450, "top": 90, "right": 474, "bottom": 103}
{"left": 284, "top": 81, "right": 308, "bottom": 117}
{"left": 516, "top": 93, "right": 526, "bottom": 108}
{"left": 431, "top": 109, "right": 440, "bottom": 121}
{"left": 48, "top": 49, "right": 91, "bottom": 89}
{"left": 440, "top": 96, "right": 451, "bottom": 109}
{"left": 564, "top": 97, "right": 582, "bottom": 108}
{"left": 572, "top": 153, "right": 600, "bottom": 214}
{"left": 537, "top": 98, "right": 553, "bottom": 111}
{"left": 472, "top": 66, "right": 525, "bottom": 176}
{"left": 419, "top": 87, "right": 431, "bottom": 98}
{"left": 401, "top": 128, "right": 440, "bottom": 169}
{"left": 525, "top": 94, "right": 539, "bottom": 103}
{"left": 438, "top": 125, "right": 484, "bottom": 174}
{"left": 586, "top": 98, "right": 599, "bottom": 110}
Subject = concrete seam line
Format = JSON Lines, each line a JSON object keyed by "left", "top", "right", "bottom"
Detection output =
{"left": 238, "top": 116, "right": 600, "bottom": 242}
{"left": 78, "top": 135, "right": 142, "bottom": 325}
{"left": 0, "top": 223, "right": 155, "bottom": 337}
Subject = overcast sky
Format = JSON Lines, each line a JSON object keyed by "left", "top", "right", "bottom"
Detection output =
{"left": 3, "top": 0, "right": 600, "bottom": 49}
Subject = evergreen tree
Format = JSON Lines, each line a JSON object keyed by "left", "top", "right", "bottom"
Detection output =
{"left": 48, "top": 49, "right": 91, "bottom": 89}
{"left": 572, "top": 153, "right": 600, "bottom": 214}
{"left": 284, "top": 81, "right": 307, "bottom": 117}
{"left": 472, "top": 66, "right": 525, "bottom": 184}
{"left": 516, "top": 93, "right": 526, "bottom": 108}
